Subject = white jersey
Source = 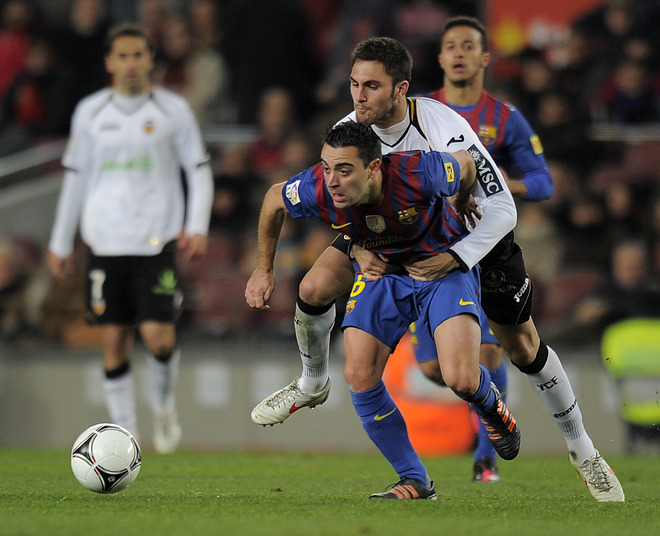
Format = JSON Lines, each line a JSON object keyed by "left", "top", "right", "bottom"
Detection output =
{"left": 49, "top": 87, "right": 214, "bottom": 257}
{"left": 341, "top": 97, "right": 516, "bottom": 270}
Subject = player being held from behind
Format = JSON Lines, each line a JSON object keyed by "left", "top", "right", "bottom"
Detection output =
{"left": 246, "top": 120, "right": 521, "bottom": 499}
{"left": 251, "top": 35, "right": 624, "bottom": 502}
{"left": 47, "top": 23, "right": 214, "bottom": 454}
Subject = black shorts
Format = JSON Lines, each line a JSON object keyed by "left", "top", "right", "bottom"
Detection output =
{"left": 86, "top": 241, "right": 182, "bottom": 325}
{"left": 479, "top": 232, "right": 533, "bottom": 326}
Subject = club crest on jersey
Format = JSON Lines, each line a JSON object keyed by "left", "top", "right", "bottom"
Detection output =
{"left": 144, "top": 121, "right": 154, "bottom": 134}
{"left": 478, "top": 124, "right": 497, "bottom": 145}
{"left": 285, "top": 180, "right": 301, "bottom": 205}
{"left": 398, "top": 207, "right": 419, "bottom": 224}
{"left": 366, "top": 215, "right": 386, "bottom": 233}
{"left": 468, "top": 144, "right": 503, "bottom": 197}
{"left": 345, "top": 299, "right": 356, "bottom": 315}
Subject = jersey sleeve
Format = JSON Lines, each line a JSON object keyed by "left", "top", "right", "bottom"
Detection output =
{"left": 503, "top": 107, "right": 553, "bottom": 201}
{"left": 282, "top": 166, "right": 323, "bottom": 221}
{"left": 173, "top": 101, "right": 214, "bottom": 237}
{"left": 417, "top": 151, "right": 461, "bottom": 199}
{"left": 49, "top": 103, "right": 92, "bottom": 257}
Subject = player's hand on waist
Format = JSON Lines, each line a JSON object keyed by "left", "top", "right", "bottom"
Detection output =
{"left": 403, "top": 252, "right": 459, "bottom": 281}
{"left": 353, "top": 244, "right": 399, "bottom": 281}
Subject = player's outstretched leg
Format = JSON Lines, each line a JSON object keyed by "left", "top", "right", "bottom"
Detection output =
{"left": 516, "top": 340, "right": 624, "bottom": 501}
{"left": 251, "top": 300, "right": 334, "bottom": 426}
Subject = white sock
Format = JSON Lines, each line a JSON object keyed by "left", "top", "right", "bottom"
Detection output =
{"left": 294, "top": 302, "right": 334, "bottom": 393}
{"left": 148, "top": 347, "right": 180, "bottom": 415}
{"left": 524, "top": 345, "right": 596, "bottom": 463}
{"left": 103, "top": 368, "right": 138, "bottom": 437}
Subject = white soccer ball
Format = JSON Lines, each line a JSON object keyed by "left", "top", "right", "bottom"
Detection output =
{"left": 71, "top": 423, "right": 141, "bottom": 493}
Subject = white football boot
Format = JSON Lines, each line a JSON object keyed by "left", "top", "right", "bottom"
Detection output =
{"left": 153, "top": 411, "right": 182, "bottom": 454}
{"left": 251, "top": 377, "right": 331, "bottom": 425}
{"left": 570, "top": 450, "right": 625, "bottom": 502}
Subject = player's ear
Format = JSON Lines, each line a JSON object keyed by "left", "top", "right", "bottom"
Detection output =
{"left": 481, "top": 51, "right": 491, "bottom": 68}
{"left": 395, "top": 80, "right": 409, "bottom": 99}
{"left": 368, "top": 158, "right": 381, "bottom": 178}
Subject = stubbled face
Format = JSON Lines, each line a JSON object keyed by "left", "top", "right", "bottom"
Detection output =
{"left": 439, "top": 26, "right": 489, "bottom": 88}
{"left": 350, "top": 60, "right": 403, "bottom": 128}
{"left": 321, "top": 144, "right": 379, "bottom": 208}
{"left": 105, "top": 35, "right": 153, "bottom": 95}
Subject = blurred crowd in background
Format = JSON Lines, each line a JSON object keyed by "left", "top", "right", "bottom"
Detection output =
{"left": 1, "top": 0, "right": 659, "bottom": 346}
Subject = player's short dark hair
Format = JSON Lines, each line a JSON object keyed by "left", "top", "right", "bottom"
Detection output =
{"left": 440, "top": 16, "right": 489, "bottom": 52}
{"left": 106, "top": 23, "right": 153, "bottom": 56}
{"left": 351, "top": 37, "right": 413, "bottom": 85}
{"left": 323, "top": 122, "right": 382, "bottom": 167}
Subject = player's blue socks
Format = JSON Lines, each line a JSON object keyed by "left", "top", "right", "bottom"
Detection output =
{"left": 350, "top": 381, "right": 428, "bottom": 484}
{"left": 457, "top": 365, "right": 496, "bottom": 415}
{"left": 475, "top": 363, "right": 507, "bottom": 462}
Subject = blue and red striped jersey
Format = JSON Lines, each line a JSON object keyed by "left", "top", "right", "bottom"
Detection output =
{"left": 283, "top": 150, "right": 468, "bottom": 262}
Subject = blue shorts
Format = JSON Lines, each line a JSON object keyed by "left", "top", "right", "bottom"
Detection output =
{"left": 411, "top": 303, "right": 498, "bottom": 363}
{"left": 341, "top": 268, "right": 481, "bottom": 350}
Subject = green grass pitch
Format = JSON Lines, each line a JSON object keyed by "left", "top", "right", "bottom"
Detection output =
{"left": 0, "top": 449, "right": 657, "bottom": 536}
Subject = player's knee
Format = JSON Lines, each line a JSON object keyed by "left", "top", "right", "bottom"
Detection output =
{"left": 419, "top": 360, "right": 446, "bottom": 386}
{"left": 151, "top": 346, "right": 174, "bottom": 363}
{"left": 298, "top": 272, "right": 330, "bottom": 307}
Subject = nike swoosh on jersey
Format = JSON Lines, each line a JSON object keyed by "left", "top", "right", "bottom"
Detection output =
{"left": 459, "top": 298, "right": 475, "bottom": 306}
{"left": 331, "top": 222, "right": 351, "bottom": 229}
{"left": 374, "top": 408, "right": 397, "bottom": 421}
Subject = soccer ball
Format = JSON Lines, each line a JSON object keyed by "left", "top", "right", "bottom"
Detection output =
{"left": 71, "top": 423, "right": 141, "bottom": 493}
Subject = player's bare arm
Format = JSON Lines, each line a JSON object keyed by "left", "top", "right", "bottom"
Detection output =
{"left": 245, "top": 182, "right": 288, "bottom": 310}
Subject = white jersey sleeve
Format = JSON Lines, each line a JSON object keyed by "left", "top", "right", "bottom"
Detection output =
{"left": 170, "top": 96, "right": 214, "bottom": 238}
{"left": 48, "top": 91, "right": 106, "bottom": 258}
{"left": 413, "top": 98, "right": 517, "bottom": 270}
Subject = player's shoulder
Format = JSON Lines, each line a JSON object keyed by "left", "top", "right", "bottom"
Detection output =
{"left": 71, "top": 88, "right": 113, "bottom": 124}
{"left": 482, "top": 89, "right": 520, "bottom": 115}
{"left": 414, "top": 96, "right": 472, "bottom": 126}
{"left": 74, "top": 88, "right": 113, "bottom": 113}
{"left": 151, "top": 86, "right": 194, "bottom": 114}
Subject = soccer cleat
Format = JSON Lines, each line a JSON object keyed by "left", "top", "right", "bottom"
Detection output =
{"left": 570, "top": 450, "right": 625, "bottom": 502}
{"left": 251, "top": 377, "right": 331, "bottom": 426}
{"left": 369, "top": 478, "right": 437, "bottom": 500}
{"left": 476, "top": 384, "right": 521, "bottom": 461}
{"left": 472, "top": 458, "right": 501, "bottom": 483}
{"left": 153, "top": 411, "right": 182, "bottom": 455}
